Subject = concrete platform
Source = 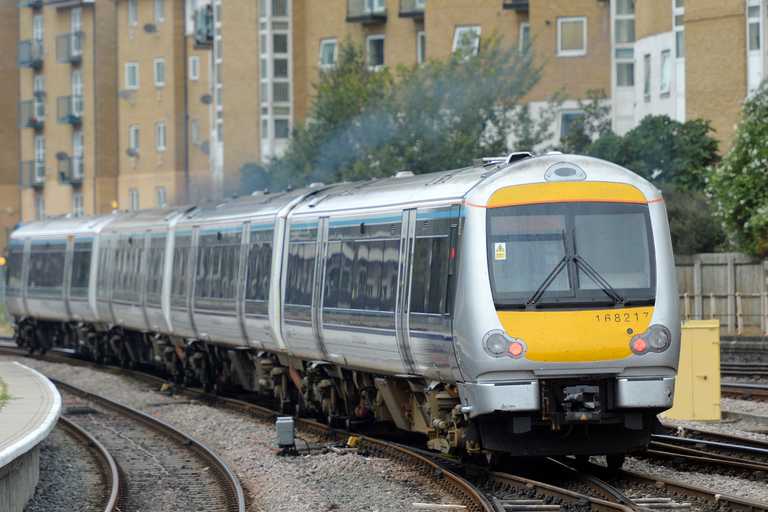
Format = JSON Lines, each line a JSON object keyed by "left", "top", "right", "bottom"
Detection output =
{"left": 0, "top": 361, "right": 61, "bottom": 512}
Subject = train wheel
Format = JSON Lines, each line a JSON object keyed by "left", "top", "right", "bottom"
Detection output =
{"left": 606, "top": 453, "right": 626, "bottom": 470}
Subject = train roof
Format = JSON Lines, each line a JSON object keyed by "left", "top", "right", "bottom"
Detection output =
{"left": 9, "top": 212, "right": 121, "bottom": 240}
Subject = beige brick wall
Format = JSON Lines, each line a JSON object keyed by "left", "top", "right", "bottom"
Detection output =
{"left": 686, "top": 0, "right": 745, "bottom": 153}
{"left": 635, "top": 0, "right": 672, "bottom": 41}
{"left": 0, "top": 0, "right": 20, "bottom": 252}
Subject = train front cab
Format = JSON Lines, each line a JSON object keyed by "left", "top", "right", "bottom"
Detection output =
{"left": 455, "top": 158, "right": 680, "bottom": 460}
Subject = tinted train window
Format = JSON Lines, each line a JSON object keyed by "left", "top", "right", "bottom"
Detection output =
{"left": 246, "top": 242, "right": 272, "bottom": 301}
{"left": 97, "top": 243, "right": 112, "bottom": 296}
{"left": 323, "top": 241, "right": 342, "bottom": 308}
{"left": 350, "top": 242, "right": 368, "bottom": 310}
{"left": 171, "top": 234, "right": 192, "bottom": 297}
{"left": 6, "top": 243, "right": 24, "bottom": 288}
{"left": 71, "top": 241, "right": 92, "bottom": 290}
{"left": 285, "top": 241, "right": 315, "bottom": 306}
{"left": 146, "top": 238, "right": 165, "bottom": 297}
{"left": 410, "top": 236, "right": 449, "bottom": 314}
{"left": 28, "top": 242, "right": 66, "bottom": 289}
{"left": 196, "top": 231, "right": 241, "bottom": 300}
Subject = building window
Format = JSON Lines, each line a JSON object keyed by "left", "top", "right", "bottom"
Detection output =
{"left": 365, "top": 0, "right": 385, "bottom": 14}
{"left": 154, "top": 0, "right": 164, "bottom": 22}
{"left": 273, "top": 82, "right": 289, "bottom": 102}
{"left": 417, "top": 31, "right": 426, "bottom": 63}
{"left": 674, "top": 1, "right": 684, "bottom": 59}
{"left": 33, "top": 74, "right": 45, "bottom": 121}
{"left": 319, "top": 39, "right": 337, "bottom": 69}
{"left": 126, "top": 62, "right": 139, "bottom": 90}
{"left": 154, "top": 58, "right": 166, "bottom": 87}
{"left": 452, "top": 26, "right": 481, "bottom": 57}
{"left": 73, "top": 193, "right": 83, "bottom": 217}
{"left": 129, "top": 125, "right": 139, "bottom": 152}
{"left": 34, "top": 135, "right": 46, "bottom": 183}
{"left": 367, "top": 35, "right": 385, "bottom": 70}
{"left": 643, "top": 54, "right": 651, "bottom": 98}
{"left": 274, "top": 119, "right": 290, "bottom": 139}
{"left": 71, "top": 8, "right": 83, "bottom": 57}
{"left": 660, "top": 50, "right": 671, "bottom": 95}
{"left": 156, "top": 186, "right": 166, "bottom": 207}
{"left": 748, "top": 1, "right": 762, "bottom": 94}
{"left": 272, "top": 0, "right": 288, "bottom": 16}
{"left": 156, "top": 122, "right": 166, "bottom": 150}
{"left": 73, "top": 131, "right": 84, "bottom": 179}
{"left": 557, "top": 17, "right": 587, "bottom": 57}
{"left": 191, "top": 119, "right": 200, "bottom": 145}
{"left": 274, "top": 58, "right": 288, "bottom": 78}
{"left": 35, "top": 195, "right": 45, "bottom": 220}
{"left": 72, "top": 70, "right": 83, "bottom": 117}
{"left": 616, "top": 58, "right": 634, "bottom": 86}
{"left": 615, "top": 0, "right": 635, "bottom": 44}
{"left": 33, "top": 14, "right": 43, "bottom": 41}
{"left": 559, "top": 111, "right": 583, "bottom": 139}
{"left": 274, "top": 33, "right": 288, "bottom": 53}
{"left": 128, "top": 0, "right": 138, "bottom": 26}
{"left": 189, "top": 56, "right": 200, "bottom": 80}
{"left": 130, "top": 189, "right": 139, "bottom": 211}
{"left": 261, "top": 118, "right": 268, "bottom": 139}
{"left": 519, "top": 22, "right": 530, "bottom": 55}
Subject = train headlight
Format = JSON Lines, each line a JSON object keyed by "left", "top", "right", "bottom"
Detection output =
{"left": 483, "top": 330, "right": 527, "bottom": 359}
{"left": 630, "top": 325, "right": 671, "bottom": 355}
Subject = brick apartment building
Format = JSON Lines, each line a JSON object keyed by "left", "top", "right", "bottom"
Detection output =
{"left": 1, "top": 0, "right": 765, "bottom": 256}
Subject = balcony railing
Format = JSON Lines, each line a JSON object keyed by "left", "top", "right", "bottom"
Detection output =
{"left": 57, "top": 95, "right": 83, "bottom": 124}
{"left": 503, "top": 0, "right": 529, "bottom": 10}
{"left": 18, "top": 0, "right": 43, "bottom": 7}
{"left": 20, "top": 160, "right": 46, "bottom": 188}
{"left": 347, "top": 0, "right": 387, "bottom": 23}
{"left": 56, "top": 33, "right": 83, "bottom": 63}
{"left": 19, "top": 40, "right": 44, "bottom": 68}
{"left": 194, "top": 5, "right": 213, "bottom": 48}
{"left": 58, "top": 156, "right": 83, "bottom": 185}
{"left": 19, "top": 100, "right": 45, "bottom": 129}
{"left": 399, "top": 0, "right": 424, "bottom": 18}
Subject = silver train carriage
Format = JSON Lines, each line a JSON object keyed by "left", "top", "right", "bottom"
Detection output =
{"left": 4, "top": 153, "right": 680, "bottom": 462}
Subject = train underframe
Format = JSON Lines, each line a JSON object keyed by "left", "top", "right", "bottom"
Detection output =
{"left": 14, "top": 317, "right": 658, "bottom": 464}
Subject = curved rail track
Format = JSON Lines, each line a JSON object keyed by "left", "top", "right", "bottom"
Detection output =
{"left": 54, "top": 378, "right": 246, "bottom": 512}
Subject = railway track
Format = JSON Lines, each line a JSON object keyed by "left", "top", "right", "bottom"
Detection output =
{"left": 721, "top": 381, "right": 768, "bottom": 401}
{"left": 54, "top": 378, "right": 246, "bottom": 512}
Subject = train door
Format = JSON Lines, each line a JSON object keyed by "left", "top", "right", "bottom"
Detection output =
{"left": 311, "top": 217, "right": 330, "bottom": 360}
{"left": 138, "top": 229, "right": 152, "bottom": 330}
{"left": 395, "top": 209, "right": 418, "bottom": 376}
{"left": 236, "top": 222, "right": 250, "bottom": 343}
{"left": 62, "top": 236, "right": 74, "bottom": 319}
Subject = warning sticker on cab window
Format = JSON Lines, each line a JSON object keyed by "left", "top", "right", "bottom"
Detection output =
{"left": 494, "top": 242, "right": 506, "bottom": 260}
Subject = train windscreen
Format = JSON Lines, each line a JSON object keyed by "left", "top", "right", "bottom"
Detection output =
{"left": 487, "top": 202, "right": 655, "bottom": 308}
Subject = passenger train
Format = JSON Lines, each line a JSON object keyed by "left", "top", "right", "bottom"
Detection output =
{"left": 4, "top": 153, "right": 680, "bottom": 465}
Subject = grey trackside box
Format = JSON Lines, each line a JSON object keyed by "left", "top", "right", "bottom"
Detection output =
{"left": 276, "top": 417, "right": 295, "bottom": 448}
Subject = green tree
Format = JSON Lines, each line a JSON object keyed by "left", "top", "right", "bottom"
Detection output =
{"left": 557, "top": 89, "right": 612, "bottom": 154}
{"left": 261, "top": 34, "right": 544, "bottom": 188}
{"left": 706, "top": 79, "right": 768, "bottom": 257}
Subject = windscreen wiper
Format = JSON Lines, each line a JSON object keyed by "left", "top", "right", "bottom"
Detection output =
{"left": 528, "top": 254, "right": 570, "bottom": 306}
{"left": 573, "top": 254, "right": 624, "bottom": 304}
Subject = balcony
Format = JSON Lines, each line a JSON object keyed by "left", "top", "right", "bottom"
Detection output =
{"left": 347, "top": 0, "right": 386, "bottom": 23}
{"left": 194, "top": 5, "right": 213, "bottom": 48}
{"left": 19, "top": 40, "right": 44, "bottom": 68}
{"left": 20, "top": 160, "right": 46, "bottom": 188}
{"left": 18, "top": 0, "right": 43, "bottom": 7}
{"left": 19, "top": 100, "right": 45, "bottom": 129}
{"left": 57, "top": 95, "right": 83, "bottom": 124}
{"left": 56, "top": 33, "right": 83, "bottom": 63}
{"left": 399, "top": 0, "right": 424, "bottom": 18}
{"left": 503, "top": 0, "right": 529, "bottom": 10}
{"left": 57, "top": 155, "right": 83, "bottom": 185}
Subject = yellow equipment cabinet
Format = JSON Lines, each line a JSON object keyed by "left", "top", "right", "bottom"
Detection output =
{"left": 662, "top": 320, "right": 721, "bottom": 421}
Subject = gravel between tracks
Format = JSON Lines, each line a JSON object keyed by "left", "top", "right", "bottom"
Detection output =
{"left": 10, "top": 356, "right": 768, "bottom": 511}
{"left": 8, "top": 356, "right": 458, "bottom": 512}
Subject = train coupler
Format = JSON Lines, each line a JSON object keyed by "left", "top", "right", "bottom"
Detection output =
{"left": 562, "top": 385, "right": 602, "bottom": 423}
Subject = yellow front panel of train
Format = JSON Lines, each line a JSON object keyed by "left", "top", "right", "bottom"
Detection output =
{"left": 497, "top": 307, "right": 654, "bottom": 362}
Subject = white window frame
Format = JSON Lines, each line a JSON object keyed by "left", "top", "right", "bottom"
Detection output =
{"left": 73, "top": 131, "right": 84, "bottom": 180}
{"left": 128, "top": 0, "right": 138, "bottom": 26}
{"left": 126, "top": 62, "right": 139, "bottom": 90}
{"left": 189, "top": 55, "right": 200, "bottom": 80}
{"left": 519, "top": 22, "right": 530, "bottom": 55}
{"left": 274, "top": 118, "right": 290, "bottom": 139}
{"left": 73, "top": 193, "right": 84, "bottom": 217}
{"left": 33, "top": 74, "right": 45, "bottom": 121}
{"left": 557, "top": 16, "right": 587, "bottom": 57}
{"left": 747, "top": 0, "right": 762, "bottom": 94}
{"left": 129, "top": 125, "right": 139, "bottom": 152}
{"left": 191, "top": 119, "right": 200, "bottom": 145}
{"left": 674, "top": 1, "right": 684, "bottom": 59}
{"left": 366, "top": 34, "right": 385, "bottom": 70}
{"left": 33, "top": 14, "right": 44, "bottom": 42}
{"left": 34, "top": 135, "right": 46, "bottom": 182}
{"left": 417, "top": 31, "right": 426, "bottom": 64}
{"left": 72, "top": 69, "right": 83, "bottom": 117}
{"left": 156, "top": 122, "right": 166, "bottom": 151}
{"left": 130, "top": 188, "right": 139, "bottom": 211}
{"left": 452, "top": 26, "right": 481, "bottom": 57}
{"left": 156, "top": 187, "right": 166, "bottom": 208}
{"left": 319, "top": 38, "right": 338, "bottom": 69}
{"left": 154, "top": 0, "right": 164, "bottom": 22}
{"left": 71, "top": 8, "right": 83, "bottom": 57}
{"left": 643, "top": 54, "right": 651, "bottom": 98}
{"left": 660, "top": 50, "right": 672, "bottom": 95}
{"left": 35, "top": 195, "right": 45, "bottom": 220}
{"left": 365, "top": 0, "right": 385, "bottom": 14}
{"left": 154, "top": 58, "right": 166, "bottom": 87}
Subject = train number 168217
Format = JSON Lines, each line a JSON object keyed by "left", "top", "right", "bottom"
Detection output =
{"left": 596, "top": 312, "right": 649, "bottom": 323}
